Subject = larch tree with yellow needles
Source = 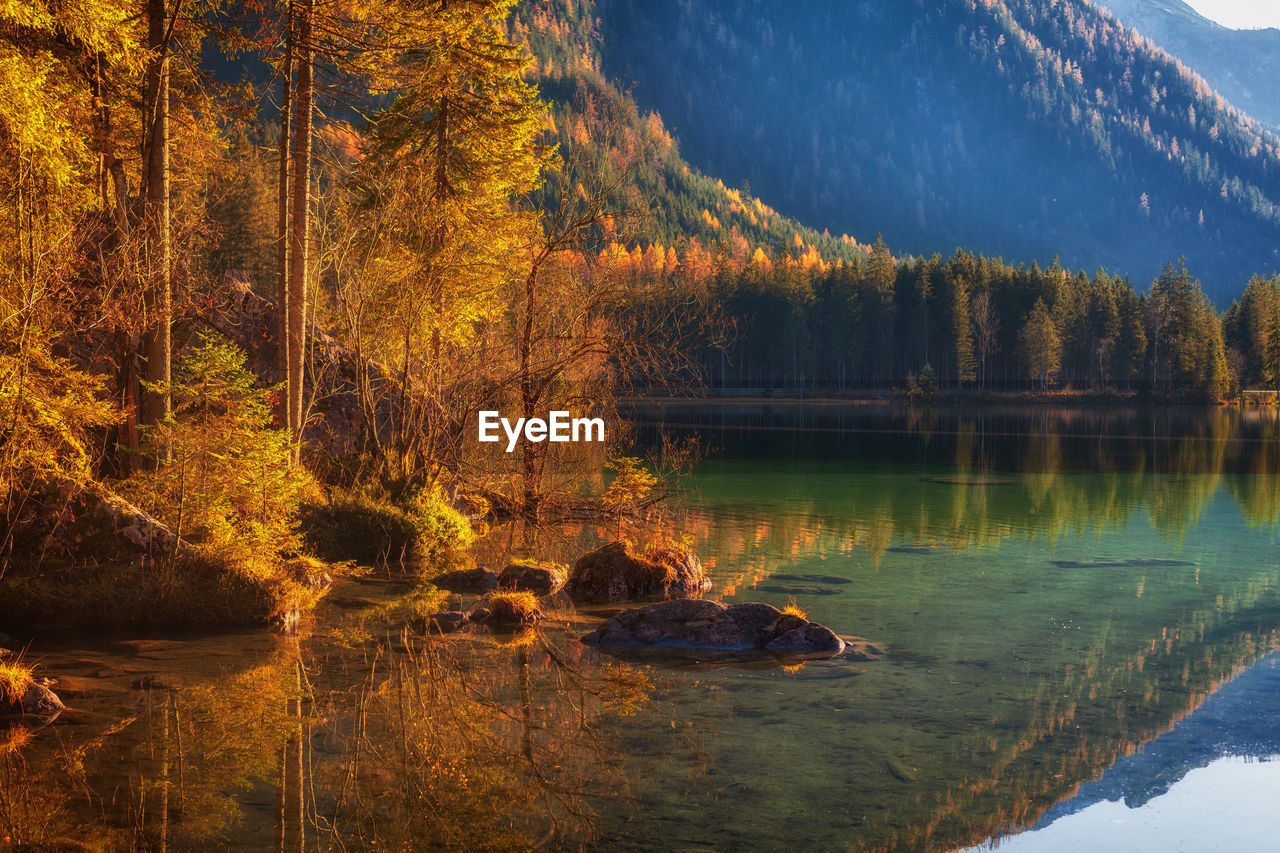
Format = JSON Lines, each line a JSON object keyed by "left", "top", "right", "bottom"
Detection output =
{"left": 344, "top": 0, "right": 550, "bottom": 484}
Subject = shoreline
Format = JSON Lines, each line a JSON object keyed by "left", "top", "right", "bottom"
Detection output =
{"left": 625, "top": 389, "right": 1280, "bottom": 408}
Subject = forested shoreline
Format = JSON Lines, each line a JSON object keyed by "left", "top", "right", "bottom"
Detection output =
{"left": 672, "top": 244, "right": 1274, "bottom": 399}
{"left": 5, "top": 0, "right": 1280, "bottom": 630}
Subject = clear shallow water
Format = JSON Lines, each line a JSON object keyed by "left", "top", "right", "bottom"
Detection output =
{"left": 5, "top": 404, "right": 1280, "bottom": 851}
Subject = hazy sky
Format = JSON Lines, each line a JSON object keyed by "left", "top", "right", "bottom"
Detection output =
{"left": 1183, "top": 1, "right": 1280, "bottom": 29}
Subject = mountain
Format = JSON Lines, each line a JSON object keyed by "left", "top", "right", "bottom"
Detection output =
{"left": 554, "top": 0, "right": 1280, "bottom": 302}
{"left": 1099, "top": 0, "right": 1280, "bottom": 128}
{"left": 509, "top": 2, "right": 871, "bottom": 268}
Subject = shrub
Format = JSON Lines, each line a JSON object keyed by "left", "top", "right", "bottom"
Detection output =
{"left": 300, "top": 487, "right": 473, "bottom": 567}
{"left": 406, "top": 488, "right": 475, "bottom": 558}
{"left": 124, "top": 332, "right": 315, "bottom": 552}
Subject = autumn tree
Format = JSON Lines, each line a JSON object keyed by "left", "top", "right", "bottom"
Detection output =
{"left": 970, "top": 289, "right": 999, "bottom": 389}
{"left": 1019, "top": 298, "right": 1061, "bottom": 389}
{"left": 338, "top": 0, "right": 547, "bottom": 483}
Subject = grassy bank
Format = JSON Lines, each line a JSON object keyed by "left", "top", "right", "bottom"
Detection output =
{"left": 0, "top": 545, "right": 330, "bottom": 631}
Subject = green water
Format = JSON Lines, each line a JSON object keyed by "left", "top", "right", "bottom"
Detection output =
{"left": 5, "top": 404, "right": 1280, "bottom": 851}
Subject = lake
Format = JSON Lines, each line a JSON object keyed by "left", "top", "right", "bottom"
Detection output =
{"left": 5, "top": 403, "right": 1280, "bottom": 851}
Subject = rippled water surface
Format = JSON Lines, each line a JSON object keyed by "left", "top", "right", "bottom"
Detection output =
{"left": 6, "top": 403, "right": 1280, "bottom": 851}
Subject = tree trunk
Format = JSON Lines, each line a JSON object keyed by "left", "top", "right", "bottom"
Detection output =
{"left": 276, "top": 0, "right": 293, "bottom": 404}
{"left": 520, "top": 262, "right": 538, "bottom": 517}
{"left": 141, "top": 0, "right": 171, "bottom": 443}
{"left": 286, "top": 0, "right": 313, "bottom": 462}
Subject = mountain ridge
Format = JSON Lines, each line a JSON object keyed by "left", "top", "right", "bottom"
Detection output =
{"left": 1099, "top": 0, "right": 1280, "bottom": 128}
{"left": 531, "top": 0, "right": 1280, "bottom": 302}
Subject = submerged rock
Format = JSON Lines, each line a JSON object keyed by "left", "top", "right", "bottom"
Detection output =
{"left": 581, "top": 599, "right": 853, "bottom": 655}
{"left": 498, "top": 561, "right": 567, "bottom": 595}
{"left": 411, "top": 611, "right": 468, "bottom": 634}
{"left": 0, "top": 681, "right": 65, "bottom": 723}
{"left": 430, "top": 567, "right": 499, "bottom": 594}
{"left": 567, "top": 541, "right": 712, "bottom": 603}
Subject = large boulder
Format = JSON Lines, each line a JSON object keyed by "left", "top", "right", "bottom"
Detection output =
{"left": 8, "top": 474, "right": 175, "bottom": 567}
{"left": 498, "top": 561, "right": 567, "bottom": 595}
{"left": 0, "top": 681, "right": 65, "bottom": 723}
{"left": 567, "top": 541, "right": 711, "bottom": 603}
{"left": 581, "top": 600, "right": 853, "bottom": 655}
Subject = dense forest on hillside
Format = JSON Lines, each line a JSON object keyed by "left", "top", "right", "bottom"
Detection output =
{"left": 1102, "top": 0, "right": 1280, "bottom": 130}
{"left": 596, "top": 0, "right": 1280, "bottom": 302}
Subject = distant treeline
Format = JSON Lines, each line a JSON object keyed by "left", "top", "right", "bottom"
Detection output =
{"left": 642, "top": 239, "right": 1280, "bottom": 398}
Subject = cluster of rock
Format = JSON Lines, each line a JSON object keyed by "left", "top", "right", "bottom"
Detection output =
{"left": 421, "top": 540, "right": 859, "bottom": 656}
{"left": 581, "top": 599, "right": 850, "bottom": 654}
{"left": 425, "top": 560, "right": 570, "bottom": 630}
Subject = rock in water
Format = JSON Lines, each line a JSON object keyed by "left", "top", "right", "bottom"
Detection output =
{"left": 498, "top": 561, "right": 568, "bottom": 595}
{"left": 582, "top": 599, "right": 851, "bottom": 654}
{"left": 567, "top": 541, "right": 712, "bottom": 603}
{"left": 1, "top": 681, "right": 65, "bottom": 722}
{"left": 430, "top": 567, "right": 499, "bottom": 594}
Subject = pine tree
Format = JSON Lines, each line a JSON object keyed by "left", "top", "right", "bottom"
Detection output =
{"left": 1019, "top": 298, "right": 1061, "bottom": 389}
{"left": 947, "top": 252, "right": 977, "bottom": 385}
{"left": 353, "top": 0, "right": 548, "bottom": 478}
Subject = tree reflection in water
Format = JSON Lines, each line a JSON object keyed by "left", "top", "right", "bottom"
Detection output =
{"left": 0, "top": 618, "right": 671, "bottom": 852}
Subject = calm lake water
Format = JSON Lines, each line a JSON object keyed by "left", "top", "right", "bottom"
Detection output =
{"left": 6, "top": 403, "right": 1280, "bottom": 851}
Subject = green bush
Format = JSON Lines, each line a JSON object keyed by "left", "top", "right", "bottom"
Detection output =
{"left": 300, "top": 488, "right": 473, "bottom": 568}
{"left": 404, "top": 488, "right": 475, "bottom": 560}
{"left": 124, "top": 332, "right": 315, "bottom": 552}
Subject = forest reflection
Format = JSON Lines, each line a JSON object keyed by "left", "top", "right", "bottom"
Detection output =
{"left": 641, "top": 405, "right": 1280, "bottom": 591}
{"left": 6, "top": 405, "right": 1280, "bottom": 852}
{"left": 0, "top": 616, "right": 669, "bottom": 851}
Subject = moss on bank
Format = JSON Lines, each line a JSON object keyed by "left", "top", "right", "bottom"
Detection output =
{"left": 0, "top": 543, "right": 329, "bottom": 631}
{"left": 299, "top": 488, "right": 474, "bottom": 567}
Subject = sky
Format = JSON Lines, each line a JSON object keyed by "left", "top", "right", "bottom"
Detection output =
{"left": 1183, "top": 0, "right": 1280, "bottom": 29}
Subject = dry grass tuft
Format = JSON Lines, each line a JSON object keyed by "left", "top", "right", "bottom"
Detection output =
{"left": 486, "top": 591, "right": 543, "bottom": 624}
{"left": 0, "top": 660, "right": 34, "bottom": 704}
{"left": 781, "top": 596, "right": 808, "bottom": 620}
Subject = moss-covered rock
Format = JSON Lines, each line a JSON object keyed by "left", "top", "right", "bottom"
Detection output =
{"left": 498, "top": 561, "right": 568, "bottom": 595}
{"left": 7, "top": 474, "right": 175, "bottom": 568}
{"left": 567, "top": 540, "right": 710, "bottom": 603}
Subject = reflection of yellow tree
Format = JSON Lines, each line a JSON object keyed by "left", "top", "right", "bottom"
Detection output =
{"left": 0, "top": 623, "right": 668, "bottom": 851}
{"left": 317, "top": 630, "right": 659, "bottom": 849}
